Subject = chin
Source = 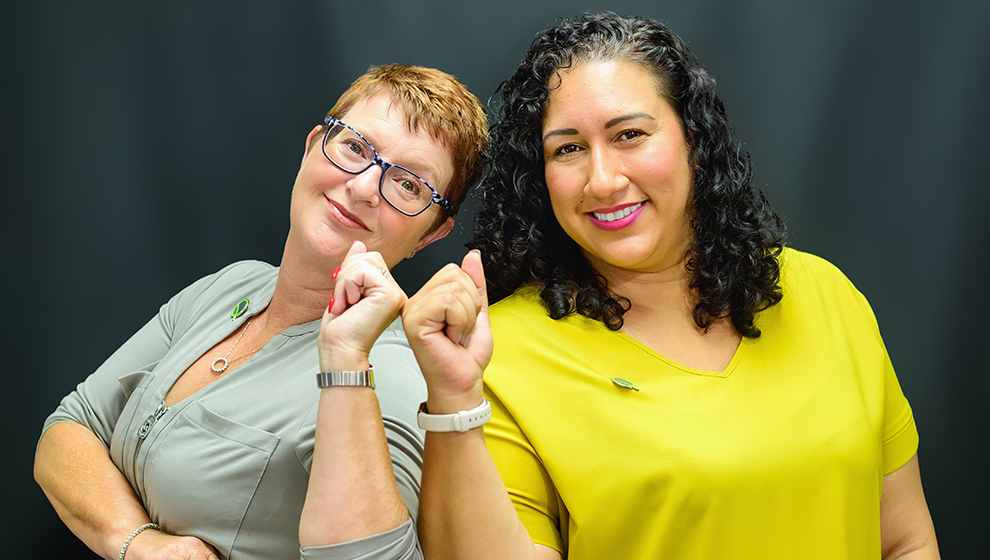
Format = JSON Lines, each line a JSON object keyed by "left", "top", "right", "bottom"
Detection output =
{"left": 287, "top": 223, "right": 343, "bottom": 264}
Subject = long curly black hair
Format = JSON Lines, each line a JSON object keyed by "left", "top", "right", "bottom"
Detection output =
{"left": 469, "top": 13, "right": 786, "bottom": 338}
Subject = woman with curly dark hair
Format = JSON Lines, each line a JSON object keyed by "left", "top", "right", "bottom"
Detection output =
{"left": 401, "top": 13, "right": 939, "bottom": 560}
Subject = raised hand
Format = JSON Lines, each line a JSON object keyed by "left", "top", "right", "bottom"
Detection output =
{"left": 402, "top": 250, "right": 493, "bottom": 413}
{"left": 318, "top": 240, "right": 407, "bottom": 371}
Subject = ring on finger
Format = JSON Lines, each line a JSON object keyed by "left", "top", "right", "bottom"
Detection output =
{"left": 377, "top": 267, "right": 389, "bottom": 278}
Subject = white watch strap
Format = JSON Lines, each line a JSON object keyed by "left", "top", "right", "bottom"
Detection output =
{"left": 417, "top": 399, "right": 492, "bottom": 432}
{"left": 316, "top": 367, "right": 375, "bottom": 389}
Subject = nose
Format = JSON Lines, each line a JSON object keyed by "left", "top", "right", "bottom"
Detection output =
{"left": 584, "top": 146, "right": 629, "bottom": 199}
{"left": 345, "top": 162, "right": 383, "bottom": 207}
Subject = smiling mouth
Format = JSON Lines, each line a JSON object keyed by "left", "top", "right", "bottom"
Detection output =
{"left": 591, "top": 202, "right": 644, "bottom": 222}
{"left": 326, "top": 196, "right": 370, "bottom": 231}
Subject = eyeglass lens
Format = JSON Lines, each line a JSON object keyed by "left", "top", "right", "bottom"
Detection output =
{"left": 324, "top": 124, "right": 434, "bottom": 215}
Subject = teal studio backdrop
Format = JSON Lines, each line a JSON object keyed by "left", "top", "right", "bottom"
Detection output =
{"left": 3, "top": 0, "right": 987, "bottom": 557}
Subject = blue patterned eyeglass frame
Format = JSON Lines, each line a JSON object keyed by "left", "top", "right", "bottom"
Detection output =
{"left": 321, "top": 116, "right": 454, "bottom": 217}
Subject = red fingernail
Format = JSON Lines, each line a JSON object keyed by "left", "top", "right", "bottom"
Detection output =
{"left": 327, "top": 296, "right": 334, "bottom": 313}
{"left": 331, "top": 266, "right": 341, "bottom": 280}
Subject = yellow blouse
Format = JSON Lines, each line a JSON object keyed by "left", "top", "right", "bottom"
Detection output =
{"left": 483, "top": 248, "right": 918, "bottom": 559}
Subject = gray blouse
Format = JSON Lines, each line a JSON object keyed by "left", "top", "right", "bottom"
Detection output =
{"left": 41, "top": 261, "right": 427, "bottom": 560}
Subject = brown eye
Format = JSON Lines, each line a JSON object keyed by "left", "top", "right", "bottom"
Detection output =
{"left": 554, "top": 144, "right": 581, "bottom": 156}
{"left": 618, "top": 130, "right": 645, "bottom": 141}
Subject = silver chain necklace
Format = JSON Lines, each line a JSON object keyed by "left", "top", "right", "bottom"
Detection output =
{"left": 210, "top": 319, "right": 263, "bottom": 373}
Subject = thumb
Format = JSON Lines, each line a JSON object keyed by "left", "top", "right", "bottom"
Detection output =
{"left": 461, "top": 250, "right": 489, "bottom": 311}
{"left": 345, "top": 239, "right": 367, "bottom": 259}
{"left": 460, "top": 250, "right": 494, "bottom": 365}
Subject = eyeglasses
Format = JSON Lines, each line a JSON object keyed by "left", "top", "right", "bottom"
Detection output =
{"left": 321, "top": 116, "right": 453, "bottom": 217}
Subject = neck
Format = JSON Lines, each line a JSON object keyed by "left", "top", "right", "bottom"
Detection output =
{"left": 587, "top": 252, "right": 695, "bottom": 321}
{"left": 262, "top": 233, "right": 341, "bottom": 333}
{"left": 588, "top": 250, "right": 742, "bottom": 373}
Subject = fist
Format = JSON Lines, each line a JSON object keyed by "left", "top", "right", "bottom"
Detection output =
{"left": 402, "top": 250, "right": 492, "bottom": 413}
{"left": 318, "top": 240, "right": 407, "bottom": 371}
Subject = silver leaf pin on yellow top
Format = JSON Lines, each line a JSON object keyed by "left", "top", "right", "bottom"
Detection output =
{"left": 611, "top": 377, "right": 640, "bottom": 391}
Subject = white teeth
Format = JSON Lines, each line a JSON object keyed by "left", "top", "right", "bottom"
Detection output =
{"left": 593, "top": 202, "right": 643, "bottom": 222}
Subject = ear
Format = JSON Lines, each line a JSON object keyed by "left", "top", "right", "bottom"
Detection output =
{"left": 301, "top": 125, "right": 324, "bottom": 167}
{"left": 412, "top": 216, "right": 455, "bottom": 255}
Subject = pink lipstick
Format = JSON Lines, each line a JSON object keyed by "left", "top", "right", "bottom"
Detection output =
{"left": 587, "top": 201, "right": 645, "bottom": 231}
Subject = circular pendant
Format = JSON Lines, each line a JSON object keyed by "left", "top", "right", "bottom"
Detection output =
{"left": 211, "top": 357, "right": 229, "bottom": 373}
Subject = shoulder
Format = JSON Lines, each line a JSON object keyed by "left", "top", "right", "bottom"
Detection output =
{"left": 777, "top": 247, "right": 856, "bottom": 296}
{"left": 490, "top": 285, "right": 546, "bottom": 324}
{"left": 199, "top": 260, "right": 277, "bottom": 293}
{"left": 162, "top": 260, "right": 277, "bottom": 332}
{"left": 778, "top": 248, "right": 862, "bottom": 301}
{"left": 175, "top": 260, "right": 275, "bottom": 303}
{"left": 490, "top": 283, "right": 615, "bottom": 341}
{"left": 778, "top": 247, "right": 845, "bottom": 281}
{"left": 770, "top": 247, "right": 879, "bottom": 331}
{"left": 487, "top": 285, "right": 611, "bottom": 385}
{"left": 489, "top": 285, "right": 583, "bottom": 340}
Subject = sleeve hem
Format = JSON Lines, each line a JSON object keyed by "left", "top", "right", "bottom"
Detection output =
{"left": 35, "top": 418, "right": 88, "bottom": 458}
{"left": 882, "top": 413, "right": 919, "bottom": 475}
{"left": 299, "top": 518, "right": 421, "bottom": 560}
{"left": 516, "top": 507, "right": 564, "bottom": 555}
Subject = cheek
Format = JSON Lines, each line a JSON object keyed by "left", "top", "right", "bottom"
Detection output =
{"left": 641, "top": 146, "right": 693, "bottom": 202}
{"left": 544, "top": 165, "right": 583, "bottom": 213}
{"left": 287, "top": 175, "right": 305, "bottom": 221}
{"left": 288, "top": 170, "right": 316, "bottom": 214}
{"left": 378, "top": 212, "right": 430, "bottom": 254}
{"left": 299, "top": 151, "right": 354, "bottom": 188}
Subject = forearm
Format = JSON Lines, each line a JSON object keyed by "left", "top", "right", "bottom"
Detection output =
{"left": 419, "top": 428, "right": 542, "bottom": 560}
{"left": 35, "top": 421, "right": 152, "bottom": 559}
{"left": 406, "top": 253, "right": 549, "bottom": 559}
{"left": 299, "top": 385, "right": 410, "bottom": 546}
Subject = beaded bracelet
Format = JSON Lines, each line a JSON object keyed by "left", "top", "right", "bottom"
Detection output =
{"left": 119, "top": 522, "right": 159, "bottom": 560}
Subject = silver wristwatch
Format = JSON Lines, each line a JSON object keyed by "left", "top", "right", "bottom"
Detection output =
{"left": 316, "top": 367, "right": 375, "bottom": 389}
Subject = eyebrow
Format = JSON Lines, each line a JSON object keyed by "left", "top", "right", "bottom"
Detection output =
{"left": 394, "top": 158, "right": 437, "bottom": 186}
{"left": 542, "top": 128, "right": 578, "bottom": 142}
{"left": 605, "top": 113, "right": 655, "bottom": 129}
{"left": 542, "top": 113, "right": 657, "bottom": 142}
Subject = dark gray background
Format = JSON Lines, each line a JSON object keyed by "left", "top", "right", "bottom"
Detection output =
{"left": 4, "top": 0, "right": 986, "bottom": 556}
